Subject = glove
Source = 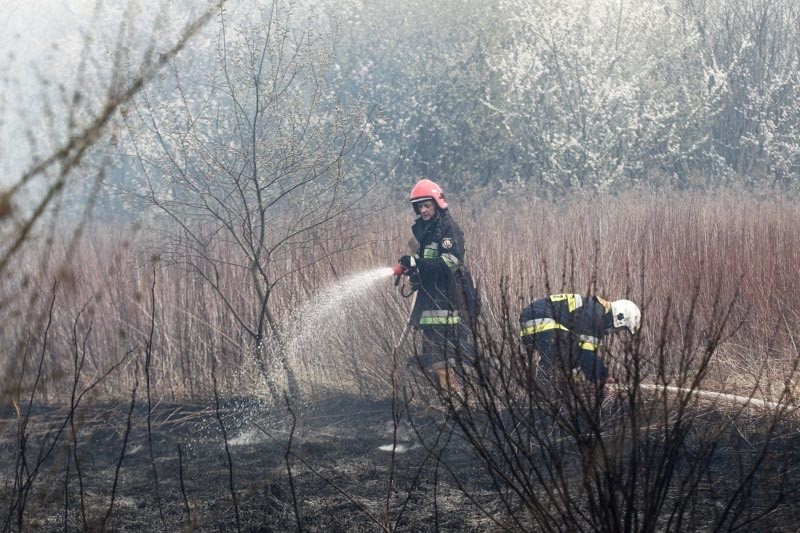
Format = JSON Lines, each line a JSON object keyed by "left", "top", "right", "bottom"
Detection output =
{"left": 398, "top": 255, "right": 416, "bottom": 269}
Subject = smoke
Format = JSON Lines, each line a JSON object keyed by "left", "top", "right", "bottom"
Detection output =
{"left": 0, "top": 0, "right": 213, "bottom": 186}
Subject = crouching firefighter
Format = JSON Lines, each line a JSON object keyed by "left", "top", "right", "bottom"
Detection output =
{"left": 519, "top": 294, "right": 640, "bottom": 385}
{"left": 393, "top": 179, "right": 480, "bottom": 395}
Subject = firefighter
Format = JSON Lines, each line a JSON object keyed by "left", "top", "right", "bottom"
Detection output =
{"left": 393, "top": 179, "right": 478, "bottom": 393}
{"left": 519, "top": 294, "right": 640, "bottom": 384}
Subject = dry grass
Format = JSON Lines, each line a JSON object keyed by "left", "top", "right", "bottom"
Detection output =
{"left": 1, "top": 189, "right": 799, "bottom": 404}
{"left": 2, "top": 188, "right": 800, "bottom": 531}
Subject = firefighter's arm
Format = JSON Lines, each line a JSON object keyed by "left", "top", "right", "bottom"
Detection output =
{"left": 416, "top": 252, "right": 458, "bottom": 276}
{"left": 574, "top": 332, "right": 601, "bottom": 354}
{"left": 417, "top": 228, "right": 465, "bottom": 275}
{"left": 577, "top": 345, "right": 609, "bottom": 382}
{"left": 397, "top": 255, "right": 416, "bottom": 269}
{"left": 572, "top": 299, "right": 608, "bottom": 353}
{"left": 572, "top": 301, "right": 614, "bottom": 382}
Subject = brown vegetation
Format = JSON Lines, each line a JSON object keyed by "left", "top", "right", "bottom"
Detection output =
{"left": 2, "top": 190, "right": 800, "bottom": 530}
{"left": 6, "top": 190, "right": 799, "bottom": 400}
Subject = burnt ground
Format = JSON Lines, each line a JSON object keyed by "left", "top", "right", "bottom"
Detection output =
{"left": 1, "top": 392, "right": 800, "bottom": 532}
{"left": 0, "top": 394, "right": 502, "bottom": 532}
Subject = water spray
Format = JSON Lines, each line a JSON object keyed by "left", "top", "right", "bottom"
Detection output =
{"left": 223, "top": 266, "right": 399, "bottom": 447}
{"left": 282, "top": 266, "right": 397, "bottom": 375}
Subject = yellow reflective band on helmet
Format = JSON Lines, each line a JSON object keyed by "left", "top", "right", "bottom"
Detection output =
{"left": 520, "top": 318, "right": 570, "bottom": 337}
{"left": 420, "top": 310, "right": 461, "bottom": 325}
{"left": 441, "top": 253, "right": 459, "bottom": 272}
{"left": 549, "top": 293, "right": 583, "bottom": 312}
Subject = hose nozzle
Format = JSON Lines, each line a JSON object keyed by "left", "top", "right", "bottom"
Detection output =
{"left": 392, "top": 264, "right": 408, "bottom": 286}
{"left": 392, "top": 264, "right": 408, "bottom": 277}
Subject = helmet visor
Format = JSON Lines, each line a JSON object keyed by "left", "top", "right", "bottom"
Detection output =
{"left": 411, "top": 197, "right": 435, "bottom": 214}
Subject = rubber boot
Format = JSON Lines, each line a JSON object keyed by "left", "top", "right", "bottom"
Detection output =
{"left": 435, "top": 367, "right": 464, "bottom": 408}
{"left": 436, "top": 368, "right": 451, "bottom": 391}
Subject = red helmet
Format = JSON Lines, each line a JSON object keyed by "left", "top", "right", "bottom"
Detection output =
{"left": 409, "top": 179, "right": 447, "bottom": 211}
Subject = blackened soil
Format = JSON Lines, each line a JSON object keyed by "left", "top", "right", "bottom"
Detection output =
{"left": 1, "top": 393, "right": 799, "bottom": 532}
{"left": 0, "top": 395, "right": 499, "bottom": 532}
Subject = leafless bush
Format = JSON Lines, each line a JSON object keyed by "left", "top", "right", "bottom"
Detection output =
{"left": 402, "top": 268, "right": 800, "bottom": 531}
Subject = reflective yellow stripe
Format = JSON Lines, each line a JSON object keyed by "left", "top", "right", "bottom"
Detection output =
{"left": 578, "top": 340, "right": 598, "bottom": 351}
{"left": 420, "top": 316, "right": 461, "bottom": 325}
{"left": 420, "top": 310, "right": 460, "bottom": 325}
{"left": 423, "top": 248, "right": 440, "bottom": 258}
{"left": 549, "top": 293, "right": 583, "bottom": 312}
{"left": 441, "top": 253, "right": 459, "bottom": 272}
{"left": 422, "top": 310, "right": 458, "bottom": 317}
{"left": 577, "top": 333, "right": 599, "bottom": 351}
{"left": 520, "top": 318, "right": 569, "bottom": 337}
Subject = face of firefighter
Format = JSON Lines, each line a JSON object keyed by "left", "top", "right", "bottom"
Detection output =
{"left": 415, "top": 199, "right": 437, "bottom": 221}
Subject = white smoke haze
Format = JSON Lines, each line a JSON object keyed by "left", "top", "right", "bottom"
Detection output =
{"left": 0, "top": 0, "right": 212, "bottom": 185}
{"left": 1, "top": 1, "right": 83, "bottom": 183}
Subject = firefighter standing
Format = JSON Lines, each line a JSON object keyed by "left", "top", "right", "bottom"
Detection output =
{"left": 394, "top": 179, "right": 478, "bottom": 392}
{"left": 519, "top": 294, "right": 640, "bottom": 384}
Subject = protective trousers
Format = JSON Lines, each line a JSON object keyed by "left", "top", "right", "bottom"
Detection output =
{"left": 415, "top": 323, "right": 475, "bottom": 376}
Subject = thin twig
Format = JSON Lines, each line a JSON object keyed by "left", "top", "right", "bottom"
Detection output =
{"left": 284, "top": 397, "right": 304, "bottom": 532}
{"left": 100, "top": 367, "right": 139, "bottom": 532}
{"left": 177, "top": 444, "right": 193, "bottom": 526}
{"left": 144, "top": 266, "right": 166, "bottom": 526}
{"left": 212, "top": 361, "right": 241, "bottom": 532}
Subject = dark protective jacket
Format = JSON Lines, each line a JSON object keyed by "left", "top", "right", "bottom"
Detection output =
{"left": 519, "top": 294, "right": 614, "bottom": 380}
{"left": 409, "top": 210, "right": 475, "bottom": 328}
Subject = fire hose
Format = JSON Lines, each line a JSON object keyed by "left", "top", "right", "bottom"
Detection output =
{"left": 391, "top": 263, "right": 418, "bottom": 355}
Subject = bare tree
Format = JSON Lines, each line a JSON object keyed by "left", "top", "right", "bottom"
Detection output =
{"left": 122, "top": 0, "right": 375, "bottom": 399}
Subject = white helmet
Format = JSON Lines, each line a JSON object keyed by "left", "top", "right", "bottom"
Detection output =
{"left": 611, "top": 299, "right": 641, "bottom": 334}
